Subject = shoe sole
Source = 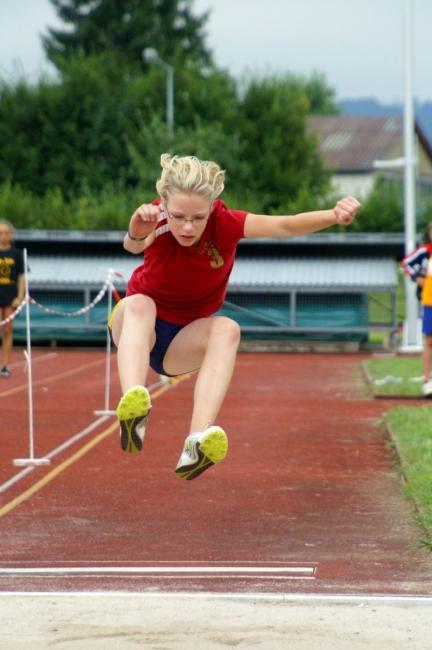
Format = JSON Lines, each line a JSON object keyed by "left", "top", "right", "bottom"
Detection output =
{"left": 176, "top": 427, "right": 228, "bottom": 481}
{"left": 116, "top": 386, "right": 151, "bottom": 453}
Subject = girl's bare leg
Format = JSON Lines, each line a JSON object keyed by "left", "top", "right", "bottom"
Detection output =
{"left": 111, "top": 295, "right": 157, "bottom": 453}
{"left": 163, "top": 316, "right": 241, "bottom": 432}
{"left": 111, "top": 294, "right": 157, "bottom": 392}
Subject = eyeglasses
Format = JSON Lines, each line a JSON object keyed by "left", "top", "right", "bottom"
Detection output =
{"left": 166, "top": 210, "right": 209, "bottom": 226}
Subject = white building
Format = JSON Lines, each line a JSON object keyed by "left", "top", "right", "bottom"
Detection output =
{"left": 307, "top": 115, "right": 432, "bottom": 202}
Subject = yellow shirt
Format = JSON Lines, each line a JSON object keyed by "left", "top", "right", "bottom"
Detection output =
{"left": 422, "top": 258, "right": 432, "bottom": 306}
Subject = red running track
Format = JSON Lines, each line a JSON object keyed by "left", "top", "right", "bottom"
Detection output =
{"left": 0, "top": 348, "right": 431, "bottom": 595}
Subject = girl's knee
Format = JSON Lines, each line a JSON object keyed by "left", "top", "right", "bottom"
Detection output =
{"left": 124, "top": 294, "right": 156, "bottom": 318}
{"left": 211, "top": 316, "right": 241, "bottom": 345}
{"left": 111, "top": 295, "right": 156, "bottom": 345}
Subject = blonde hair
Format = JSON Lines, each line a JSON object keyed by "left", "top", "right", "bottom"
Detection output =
{"left": 0, "top": 219, "right": 15, "bottom": 236}
{"left": 156, "top": 153, "right": 225, "bottom": 202}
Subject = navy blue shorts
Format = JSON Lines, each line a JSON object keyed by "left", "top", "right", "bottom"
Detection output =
{"left": 108, "top": 305, "right": 184, "bottom": 376}
{"left": 423, "top": 305, "right": 432, "bottom": 335}
{"left": 150, "top": 318, "right": 185, "bottom": 375}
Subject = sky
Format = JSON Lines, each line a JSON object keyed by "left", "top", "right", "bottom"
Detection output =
{"left": 0, "top": 0, "right": 431, "bottom": 104}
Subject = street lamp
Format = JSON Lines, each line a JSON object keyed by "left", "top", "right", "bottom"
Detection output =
{"left": 373, "top": 0, "right": 420, "bottom": 352}
{"left": 401, "top": 0, "right": 419, "bottom": 351}
{"left": 142, "top": 47, "right": 174, "bottom": 138}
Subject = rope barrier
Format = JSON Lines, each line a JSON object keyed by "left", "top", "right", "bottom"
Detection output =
{"left": 0, "top": 297, "right": 27, "bottom": 326}
{"left": 0, "top": 270, "right": 120, "bottom": 325}
{"left": 5, "top": 255, "right": 124, "bottom": 468}
{"left": 29, "top": 278, "right": 111, "bottom": 317}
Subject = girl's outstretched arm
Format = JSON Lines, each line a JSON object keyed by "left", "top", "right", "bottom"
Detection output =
{"left": 243, "top": 196, "right": 360, "bottom": 239}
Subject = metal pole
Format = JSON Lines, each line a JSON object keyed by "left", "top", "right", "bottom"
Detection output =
{"left": 94, "top": 273, "right": 115, "bottom": 416}
{"left": 403, "top": 0, "right": 416, "bottom": 256}
{"left": 13, "top": 249, "right": 50, "bottom": 467}
{"left": 103, "top": 281, "right": 113, "bottom": 411}
{"left": 24, "top": 248, "right": 34, "bottom": 459}
{"left": 401, "top": 0, "right": 421, "bottom": 350}
{"left": 165, "top": 63, "right": 174, "bottom": 138}
{"left": 142, "top": 49, "right": 174, "bottom": 138}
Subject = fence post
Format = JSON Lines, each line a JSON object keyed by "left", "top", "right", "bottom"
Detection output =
{"left": 13, "top": 248, "right": 50, "bottom": 468}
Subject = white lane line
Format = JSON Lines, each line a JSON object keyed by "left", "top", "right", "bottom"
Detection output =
{"left": 0, "top": 566, "right": 316, "bottom": 576}
{"left": 6, "top": 351, "right": 58, "bottom": 371}
{"left": 0, "top": 416, "right": 110, "bottom": 494}
{"left": 0, "top": 591, "right": 431, "bottom": 605}
{"left": 0, "top": 575, "right": 316, "bottom": 582}
{"left": 0, "top": 380, "right": 174, "bottom": 495}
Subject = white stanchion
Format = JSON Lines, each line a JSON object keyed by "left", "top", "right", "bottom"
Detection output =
{"left": 11, "top": 259, "right": 123, "bottom": 468}
{"left": 13, "top": 249, "right": 50, "bottom": 468}
{"left": 94, "top": 270, "right": 117, "bottom": 416}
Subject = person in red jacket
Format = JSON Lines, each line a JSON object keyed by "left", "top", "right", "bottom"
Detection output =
{"left": 109, "top": 154, "right": 360, "bottom": 480}
{"left": 401, "top": 222, "right": 432, "bottom": 397}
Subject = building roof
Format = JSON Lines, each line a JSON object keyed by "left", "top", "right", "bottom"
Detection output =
{"left": 307, "top": 115, "right": 432, "bottom": 173}
{"left": 230, "top": 256, "right": 396, "bottom": 291}
{"left": 16, "top": 229, "right": 405, "bottom": 246}
{"left": 27, "top": 255, "right": 397, "bottom": 292}
{"left": 15, "top": 230, "right": 407, "bottom": 260}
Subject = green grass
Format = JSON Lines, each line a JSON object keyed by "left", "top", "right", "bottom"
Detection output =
{"left": 384, "top": 406, "right": 432, "bottom": 549}
{"left": 364, "top": 356, "right": 423, "bottom": 396}
{"left": 365, "top": 354, "right": 432, "bottom": 547}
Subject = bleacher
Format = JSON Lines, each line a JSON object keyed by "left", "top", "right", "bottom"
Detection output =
{"left": 13, "top": 230, "right": 401, "bottom": 347}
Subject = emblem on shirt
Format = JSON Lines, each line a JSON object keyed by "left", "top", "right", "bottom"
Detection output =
{"left": 0, "top": 257, "right": 14, "bottom": 285}
{"left": 201, "top": 242, "right": 224, "bottom": 269}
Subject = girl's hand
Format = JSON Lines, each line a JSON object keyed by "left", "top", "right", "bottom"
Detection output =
{"left": 333, "top": 196, "right": 361, "bottom": 226}
{"left": 128, "top": 203, "right": 163, "bottom": 238}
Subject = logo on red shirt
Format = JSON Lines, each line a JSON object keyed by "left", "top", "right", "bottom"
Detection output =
{"left": 200, "top": 241, "right": 224, "bottom": 269}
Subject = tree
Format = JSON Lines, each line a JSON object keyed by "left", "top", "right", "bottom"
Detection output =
{"left": 348, "top": 177, "right": 404, "bottom": 232}
{"left": 43, "top": 0, "right": 212, "bottom": 73}
{"left": 0, "top": 54, "right": 134, "bottom": 196}
{"left": 237, "top": 75, "right": 331, "bottom": 212}
{"left": 304, "top": 72, "right": 338, "bottom": 115}
{"left": 127, "top": 114, "right": 244, "bottom": 193}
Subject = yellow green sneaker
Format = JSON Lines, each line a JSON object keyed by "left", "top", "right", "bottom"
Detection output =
{"left": 116, "top": 385, "right": 151, "bottom": 453}
{"left": 175, "top": 426, "right": 228, "bottom": 480}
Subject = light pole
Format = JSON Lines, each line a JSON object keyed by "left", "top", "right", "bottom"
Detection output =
{"left": 142, "top": 47, "right": 174, "bottom": 138}
{"left": 401, "top": 0, "right": 419, "bottom": 350}
{"left": 373, "top": 0, "right": 420, "bottom": 351}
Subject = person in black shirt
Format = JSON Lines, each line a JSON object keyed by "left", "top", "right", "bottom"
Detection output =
{"left": 0, "top": 219, "right": 24, "bottom": 377}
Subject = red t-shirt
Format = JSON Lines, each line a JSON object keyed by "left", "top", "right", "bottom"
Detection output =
{"left": 126, "top": 199, "right": 248, "bottom": 324}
